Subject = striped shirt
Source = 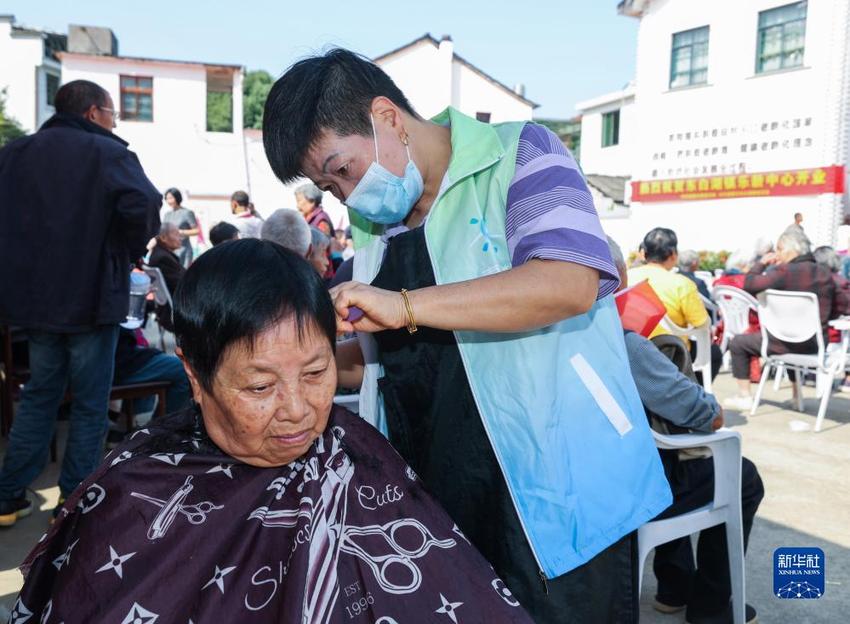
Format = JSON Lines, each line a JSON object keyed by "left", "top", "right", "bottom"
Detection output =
{"left": 506, "top": 123, "right": 619, "bottom": 299}
{"left": 384, "top": 123, "right": 618, "bottom": 298}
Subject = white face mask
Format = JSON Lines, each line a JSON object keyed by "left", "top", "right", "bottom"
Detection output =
{"left": 344, "top": 115, "right": 424, "bottom": 225}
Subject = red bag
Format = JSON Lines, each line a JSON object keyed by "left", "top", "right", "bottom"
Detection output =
{"left": 615, "top": 280, "right": 667, "bottom": 337}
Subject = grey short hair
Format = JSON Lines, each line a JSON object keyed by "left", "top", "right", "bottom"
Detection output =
{"left": 261, "top": 209, "right": 311, "bottom": 257}
{"left": 813, "top": 245, "right": 841, "bottom": 272}
{"left": 606, "top": 236, "right": 626, "bottom": 272}
{"left": 678, "top": 249, "right": 700, "bottom": 271}
{"left": 753, "top": 237, "right": 774, "bottom": 258}
{"left": 295, "top": 183, "right": 323, "bottom": 206}
{"left": 725, "top": 249, "right": 751, "bottom": 272}
{"left": 777, "top": 229, "right": 811, "bottom": 257}
{"left": 310, "top": 226, "right": 329, "bottom": 251}
{"left": 159, "top": 222, "right": 179, "bottom": 237}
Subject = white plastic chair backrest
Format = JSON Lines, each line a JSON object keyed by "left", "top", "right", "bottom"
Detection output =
{"left": 700, "top": 294, "right": 719, "bottom": 326}
{"left": 757, "top": 289, "right": 824, "bottom": 356}
{"left": 659, "top": 316, "right": 711, "bottom": 368}
{"left": 142, "top": 265, "right": 173, "bottom": 308}
{"left": 712, "top": 286, "right": 757, "bottom": 338}
{"left": 694, "top": 270, "right": 714, "bottom": 287}
{"left": 651, "top": 428, "right": 741, "bottom": 510}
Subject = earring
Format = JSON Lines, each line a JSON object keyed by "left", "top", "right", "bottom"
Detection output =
{"left": 401, "top": 134, "right": 409, "bottom": 146}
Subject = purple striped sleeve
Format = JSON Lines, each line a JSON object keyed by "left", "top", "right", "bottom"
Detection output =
{"left": 506, "top": 124, "right": 619, "bottom": 299}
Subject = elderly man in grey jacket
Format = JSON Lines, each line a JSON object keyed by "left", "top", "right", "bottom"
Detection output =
{"left": 609, "top": 238, "right": 763, "bottom": 624}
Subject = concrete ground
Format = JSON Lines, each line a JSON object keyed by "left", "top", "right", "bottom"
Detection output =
{"left": 1, "top": 370, "right": 848, "bottom": 622}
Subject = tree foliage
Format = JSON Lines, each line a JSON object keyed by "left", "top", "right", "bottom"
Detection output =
{"left": 206, "top": 90, "right": 233, "bottom": 132}
{"left": 0, "top": 89, "right": 26, "bottom": 148}
{"left": 243, "top": 70, "right": 274, "bottom": 130}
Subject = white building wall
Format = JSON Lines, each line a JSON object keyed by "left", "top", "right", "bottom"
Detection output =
{"left": 378, "top": 43, "right": 448, "bottom": 119}
{"left": 0, "top": 19, "right": 48, "bottom": 132}
{"left": 455, "top": 63, "right": 533, "bottom": 122}
{"left": 61, "top": 54, "right": 249, "bottom": 236}
{"left": 599, "top": 0, "right": 850, "bottom": 255}
{"left": 577, "top": 92, "right": 635, "bottom": 176}
{"left": 378, "top": 39, "right": 534, "bottom": 122}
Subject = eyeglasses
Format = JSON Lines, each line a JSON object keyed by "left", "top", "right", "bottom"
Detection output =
{"left": 98, "top": 106, "right": 120, "bottom": 121}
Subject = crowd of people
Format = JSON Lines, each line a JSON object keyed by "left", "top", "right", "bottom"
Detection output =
{"left": 0, "top": 52, "right": 843, "bottom": 623}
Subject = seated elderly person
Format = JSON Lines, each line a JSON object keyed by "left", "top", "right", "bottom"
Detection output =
{"left": 610, "top": 238, "right": 763, "bottom": 624}
{"left": 725, "top": 230, "right": 837, "bottom": 411}
{"left": 713, "top": 250, "right": 751, "bottom": 289}
{"left": 149, "top": 222, "right": 186, "bottom": 295}
{"left": 677, "top": 249, "right": 712, "bottom": 301}
{"left": 148, "top": 222, "right": 186, "bottom": 331}
{"left": 629, "top": 228, "right": 722, "bottom": 380}
{"left": 12, "top": 240, "right": 532, "bottom": 623}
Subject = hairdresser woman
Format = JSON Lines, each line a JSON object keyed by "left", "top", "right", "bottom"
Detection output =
{"left": 262, "top": 49, "right": 671, "bottom": 623}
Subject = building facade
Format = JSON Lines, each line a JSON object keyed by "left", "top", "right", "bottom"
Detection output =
{"left": 375, "top": 34, "right": 537, "bottom": 123}
{"left": 58, "top": 23, "right": 249, "bottom": 234}
{"left": 576, "top": 84, "right": 635, "bottom": 179}
{"left": 0, "top": 15, "right": 64, "bottom": 133}
{"left": 589, "top": 0, "right": 850, "bottom": 254}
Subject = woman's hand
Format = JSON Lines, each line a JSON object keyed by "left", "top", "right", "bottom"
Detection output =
{"left": 330, "top": 282, "right": 407, "bottom": 334}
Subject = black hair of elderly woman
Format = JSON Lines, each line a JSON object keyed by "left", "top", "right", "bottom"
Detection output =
{"left": 12, "top": 239, "right": 533, "bottom": 623}
{"left": 174, "top": 238, "right": 336, "bottom": 394}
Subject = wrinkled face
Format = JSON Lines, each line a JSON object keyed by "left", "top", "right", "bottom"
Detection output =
{"left": 160, "top": 228, "right": 182, "bottom": 251}
{"left": 188, "top": 318, "right": 337, "bottom": 467}
{"left": 301, "top": 123, "right": 409, "bottom": 204}
{"left": 295, "top": 192, "right": 315, "bottom": 216}
{"left": 165, "top": 192, "right": 179, "bottom": 209}
{"left": 309, "top": 244, "right": 329, "bottom": 276}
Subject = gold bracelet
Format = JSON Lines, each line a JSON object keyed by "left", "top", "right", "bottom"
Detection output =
{"left": 400, "top": 288, "right": 418, "bottom": 334}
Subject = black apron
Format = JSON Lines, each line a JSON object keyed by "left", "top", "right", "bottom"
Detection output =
{"left": 371, "top": 226, "right": 638, "bottom": 623}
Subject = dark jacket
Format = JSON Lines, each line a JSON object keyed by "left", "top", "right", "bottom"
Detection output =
{"left": 148, "top": 242, "right": 185, "bottom": 297}
{"left": 148, "top": 242, "right": 185, "bottom": 332}
{"left": 0, "top": 114, "right": 161, "bottom": 332}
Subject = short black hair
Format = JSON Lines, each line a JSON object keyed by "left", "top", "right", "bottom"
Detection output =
{"left": 164, "top": 187, "right": 183, "bottom": 205}
{"left": 263, "top": 48, "right": 419, "bottom": 184}
{"left": 208, "top": 222, "right": 240, "bottom": 246}
{"left": 642, "top": 227, "right": 679, "bottom": 263}
{"left": 231, "top": 190, "right": 250, "bottom": 206}
{"left": 173, "top": 239, "right": 337, "bottom": 392}
{"left": 54, "top": 80, "right": 108, "bottom": 116}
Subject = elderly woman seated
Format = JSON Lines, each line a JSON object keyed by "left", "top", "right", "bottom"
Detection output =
{"left": 12, "top": 240, "right": 531, "bottom": 623}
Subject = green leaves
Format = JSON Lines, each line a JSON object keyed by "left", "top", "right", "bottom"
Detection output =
{"left": 243, "top": 69, "right": 274, "bottom": 130}
{"left": 0, "top": 88, "right": 26, "bottom": 148}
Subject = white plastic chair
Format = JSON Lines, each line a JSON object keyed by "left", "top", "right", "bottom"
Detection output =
{"left": 660, "top": 317, "right": 713, "bottom": 393}
{"left": 142, "top": 265, "right": 174, "bottom": 351}
{"left": 694, "top": 270, "right": 715, "bottom": 288}
{"left": 712, "top": 286, "right": 759, "bottom": 371}
{"left": 750, "top": 290, "right": 850, "bottom": 432}
{"left": 700, "top": 294, "right": 720, "bottom": 327}
{"left": 638, "top": 428, "right": 745, "bottom": 624}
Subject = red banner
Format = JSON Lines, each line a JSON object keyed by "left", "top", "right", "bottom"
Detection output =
{"left": 631, "top": 165, "right": 845, "bottom": 203}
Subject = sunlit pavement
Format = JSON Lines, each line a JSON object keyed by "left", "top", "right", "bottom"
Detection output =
{"left": 1, "top": 370, "right": 847, "bottom": 623}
